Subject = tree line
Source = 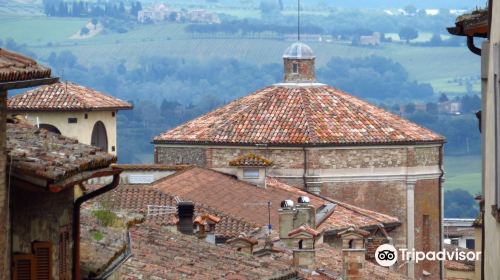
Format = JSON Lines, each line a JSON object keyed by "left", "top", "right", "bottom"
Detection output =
{"left": 185, "top": 20, "right": 323, "bottom": 38}
{"left": 42, "top": 0, "right": 142, "bottom": 18}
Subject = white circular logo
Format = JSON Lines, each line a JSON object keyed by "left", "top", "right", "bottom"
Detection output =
{"left": 375, "top": 244, "right": 398, "bottom": 267}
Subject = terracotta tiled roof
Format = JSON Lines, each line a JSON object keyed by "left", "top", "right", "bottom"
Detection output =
{"left": 7, "top": 120, "right": 116, "bottom": 183}
{"left": 194, "top": 214, "right": 222, "bottom": 224}
{"left": 0, "top": 48, "right": 51, "bottom": 83}
{"left": 152, "top": 167, "right": 400, "bottom": 233}
{"left": 337, "top": 227, "right": 371, "bottom": 237}
{"left": 313, "top": 244, "right": 410, "bottom": 280}
{"left": 7, "top": 82, "right": 132, "bottom": 111}
{"left": 229, "top": 153, "right": 273, "bottom": 167}
{"left": 288, "top": 226, "right": 320, "bottom": 238}
{"left": 95, "top": 185, "right": 258, "bottom": 239}
{"left": 111, "top": 163, "right": 190, "bottom": 171}
{"left": 447, "top": 9, "right": 488, "bottom": 37}
{"left": 227, "top": 236, "right": 259, "bottom": 246}
{"left": 121, "top": 223, "right": 298, "bottom": 279}
{"left": 445, "top": 260, "right": 475, "bottom": 272}
{"left": 154, "top": 85, "right": 444, "bottom": 146}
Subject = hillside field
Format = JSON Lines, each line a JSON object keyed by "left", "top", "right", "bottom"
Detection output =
{"left": 444, "top": 155, "right": 481, "bottom": 195}
{"left": 0, "top": 15, "right": 480, "bottom": 97}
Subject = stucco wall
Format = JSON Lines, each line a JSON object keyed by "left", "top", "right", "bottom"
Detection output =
{"left": 11, "top": 185, "right": 74, "bottom": 279}
{"left": 483, "top": 1, "right": 500, "bottom": 278}
{"left": 0, "top": 90, "right": 8, "bottom": 278}
{"left": 11, "top": 110, "right": 118, "bottom": 155}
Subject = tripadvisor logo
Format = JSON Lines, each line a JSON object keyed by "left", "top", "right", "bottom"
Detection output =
{"left": 375, "top": 244, "right": 482, "bottom": 267}
{"left": 375, "top": 244, "right": 398, "bottom": 267}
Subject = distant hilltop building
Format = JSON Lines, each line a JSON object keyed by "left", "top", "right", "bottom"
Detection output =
{"left": 7, "top": 82, "right": 132, "bottom": 154}
{"left": 360, "top": 32, "right": 381, "bottom": 45}
{"left": 138, "top": 3, "right": 220, "bottom": 24}
{"left": 153, "top": 42, "right": 445, "bottom": 280}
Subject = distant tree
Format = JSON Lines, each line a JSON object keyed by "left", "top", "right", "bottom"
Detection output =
{"left": 130, "top": 1, "right": 142, "bottom": 17}
{"left": 259, "top": 0, "right": 280, "bottom": 18}
{"left": 429, "top": 33, "right": 442, "bottom": 46}
{"left": 118, "top": 1, "right": 125, "bottom": 14}
{"left": 80, "top": 26, "right": 90, "bottom": 35}
{"left": 91, "top": 18, "right": 98, "bottom": 28}
{"left": 398, "top": 26, "right": 418, "bottom": 43}
{"left": 461, "top": 95, "right": 481, "bottom": 113}
{"left": 439, "top": 93, "right": 449, "bottom": 102}
{"left": 444, "top": 189, "right": 478, "bottom": 218}
{"left": 5, "top": 38, "right": 19, "bottom": 50}
{"left": 426, "top": 102, "right": 438, "bottom": 114}
{"left": 404, "top": 5, "right": 417, "bottom": 15}
{"left": 405, "top": 102, "right": 416, "bottom": 114}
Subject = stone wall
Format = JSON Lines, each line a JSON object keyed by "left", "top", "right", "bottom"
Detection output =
{"left": 320, "top": 180, "right": 408, "bottom": 249}
{"left": 155, "top": 144, "right": 442, "bottom": 280}
{"left": 413, "top": 178, "right": 441, "bottom": 280}
{"left": 283, "top": 58, "right": 316, "bottom": 82}
{"left": 155, "top": 146, "right": 207, "bottom": 166}
{"left": 0, "top": 90, "right": 7, "bottom": 279}
{"left": 311, "top": 148, "right": 408, "bottom": 169}
{"left": 11, "top": 185, "right": 74, "bottom": 279}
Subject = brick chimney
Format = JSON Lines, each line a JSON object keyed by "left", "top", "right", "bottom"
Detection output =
{"left": 194, "top": 214, "right": 221, "bottom": 244}
{"left": 339, "top": 227, "right": 370, "bottom": 280}
{"left": 177, "top": 201, "right": 195, "bottom": 235}
{"left": 227, "top": 235, "right": 258, "bottom": 255}
{"left": 279, "top": 196, "right": 316, "bottom": 247}
{"left": 288, "top": 225, "right": 320, "bottom": 269}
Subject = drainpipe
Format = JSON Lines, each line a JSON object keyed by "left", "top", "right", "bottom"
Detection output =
{"left": 72, "top": 171, "right": 121, "bottom": 280}
{"left": 302, "top": 147, "right": 308, "bottom": 188}
{"left": 467, "top": 36, "right": 482, "bottom": 56}
{"left": 438, "top": 144, "right": 445, "bottom": 280}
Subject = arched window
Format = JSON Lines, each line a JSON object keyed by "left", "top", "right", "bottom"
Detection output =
{"left": 39, "top": 124, "right": 61, "bottom": 135}
{"left": 91, "top": 121, "right": 108, "bottom": 152}
{"left": 298, "top": 239, "right": 303, "bottom": 249}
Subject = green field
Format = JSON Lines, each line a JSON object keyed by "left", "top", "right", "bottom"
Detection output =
{"left": 0, "top": 16, "right": 88, "bottom": 44}
{"left": 0, "top": 16, "right": 481, "bottom": 97}
{"left": 444, "top": 155, "right": 481, "bottom": 195}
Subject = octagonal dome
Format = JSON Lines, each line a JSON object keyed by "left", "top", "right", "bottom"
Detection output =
{"left": 283, "top": 42, "right": 315, "bottom": 59}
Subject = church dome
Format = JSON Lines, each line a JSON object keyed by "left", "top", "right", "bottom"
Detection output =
{"left": 283, "top": 42, "right": 315, "bottom": 59}
{"left": 154, "top": 84, "right": 444, "bottom": 146}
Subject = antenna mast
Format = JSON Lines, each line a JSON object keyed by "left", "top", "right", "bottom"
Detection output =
{"left": 297, "top": 0, "right": 301, "bottom": 41}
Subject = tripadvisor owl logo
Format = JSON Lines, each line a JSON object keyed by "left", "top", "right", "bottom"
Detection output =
{"left": 375, "top": 244, "right": 398, "bottom": 267}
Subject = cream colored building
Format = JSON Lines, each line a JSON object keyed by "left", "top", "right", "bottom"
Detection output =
{"left": 482, "top": 2, "right": 500, "bottom": 279}
{"left": 7, "top": 82, "right": 132, "bottom": 155}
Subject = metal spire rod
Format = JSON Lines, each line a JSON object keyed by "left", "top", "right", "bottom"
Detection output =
{"left": 297, "top": 0, "right": 300, "bottom": 41}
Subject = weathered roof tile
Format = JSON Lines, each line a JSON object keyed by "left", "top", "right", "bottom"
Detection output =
{"left": 154, "top": 85, "right": 444, "bottom": 146}
{"left": 8, "top": 82, "right": 132, "bottom": 111}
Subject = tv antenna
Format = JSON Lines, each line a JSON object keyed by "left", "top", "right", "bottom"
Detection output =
{"left": 243, "top": 201, "right": 272, "bottom": 235}
{"left": 297, "top": 0, "right": 301, "bottom": 41}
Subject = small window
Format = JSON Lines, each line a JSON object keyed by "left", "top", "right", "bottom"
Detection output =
{"left": 451, "top": 239, "right": 459, "bottom": 246}
{"left": 466, "top": 239, "right": 475, "bottom": 250}
{"left": 243, "top": 168, "right": 259, "bottom": 179}
{"left": 292, "top": 63, "right": 299, "bottom": 74}
{"left": 68, "top": 117, "right": 78, "bottom": 124}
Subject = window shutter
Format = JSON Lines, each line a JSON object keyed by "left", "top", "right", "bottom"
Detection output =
{"left": 12, "top": 254, "right": 36, "bottom": 280}
{"left": 32, "top": 241, "right": 52, "bottom": 280}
